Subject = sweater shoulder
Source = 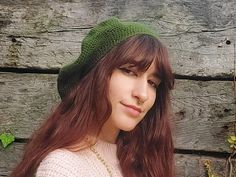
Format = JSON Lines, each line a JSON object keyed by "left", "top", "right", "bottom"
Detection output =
{"left": 36, "top": 149, "right": 87, "bottom": 177}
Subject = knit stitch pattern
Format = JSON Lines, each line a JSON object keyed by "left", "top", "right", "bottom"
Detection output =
{"left": 36, "top": 140, "right": 122, "bottom": 177}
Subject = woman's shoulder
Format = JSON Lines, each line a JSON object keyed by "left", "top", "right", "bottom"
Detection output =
{"left": 36, "top": 149, "right": 88, "bottom": 177}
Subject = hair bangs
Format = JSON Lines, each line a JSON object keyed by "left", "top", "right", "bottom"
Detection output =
{"left": 108, "top": 35, "right": 157, "bottom": 72}
{"left": 106, "top": 35, "right": 173, "bottom": 88}
{"left": 152, "top": 40, "right": 174, "bottom": 90}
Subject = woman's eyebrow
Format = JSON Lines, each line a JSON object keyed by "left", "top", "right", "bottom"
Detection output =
{"left": 120, "top": 63, "right": 136, "bottom": 68}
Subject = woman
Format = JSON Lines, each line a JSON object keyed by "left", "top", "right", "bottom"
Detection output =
{"left": 10, "top": 17, "right": 175, "bottom": 177}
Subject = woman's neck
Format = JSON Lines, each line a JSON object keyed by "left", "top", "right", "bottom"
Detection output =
{"left": 99, "top": 119, "right": 120, "bottom": 144}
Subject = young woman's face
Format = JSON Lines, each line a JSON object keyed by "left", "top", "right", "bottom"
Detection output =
{"left": 105, "top": 61, "right": 160, "bottom": 133}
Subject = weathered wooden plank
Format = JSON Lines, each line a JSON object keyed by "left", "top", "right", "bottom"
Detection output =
{"left": 0, "top": 143, "right": 23, "bottom": 177}
{"left": 0, "top": 143, "right": 235, "bottom": 177}
{"left": 0, "top": 0, "right": 235, "bottom": 77}
{"left": 172, "top": 80, "right": 236, "bottom": 152}
{"left": 0, "top": 72, "right": 59, "bottom": 139}
{"left": 175, "top": 153, "right": 236, "bottom": 177}
{"left": 0, "top": 72, "right": 235, "bottom": 152}
{"left": 0, "top": 0, "right": 235, "bottom": 33}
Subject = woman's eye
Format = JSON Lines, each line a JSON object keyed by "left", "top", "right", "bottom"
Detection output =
{"left": 119, "top": 68, "right": 137, "bottom": 76}
{"left": 148, "top": 80, "right": 158, "bottom": 89}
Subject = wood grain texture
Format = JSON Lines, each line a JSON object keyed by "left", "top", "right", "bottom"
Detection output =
{"left": 0, "top": 72, "right": 59, "bottom": 140}
{"left": 0, "top": 73, "right": 235, "bottom": 152}
{"left": 0, "top": 143, "right": 23, "bottom": 177}
{"left": 0, "top": 143, "right": 235, "bottom": 177}
{"left": 0, "top": 0, "right": 235, "bottom": 77}
{"left": 175, "top": 153, "right": 236, "bottom": 177}
{"left": 172, "top": 79, "right": 236, "bottom": 152}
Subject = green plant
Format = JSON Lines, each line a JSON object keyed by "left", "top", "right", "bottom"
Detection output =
{"left": 204, "top": 160, "right": 216, "bottom": 177}
{"left": 0, "top": 131, "right": 15, "bottom": 148}
{"left": 228, "top": 135, "right": 236, "bottom": 150}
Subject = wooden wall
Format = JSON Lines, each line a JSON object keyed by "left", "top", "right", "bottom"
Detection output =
{"left": 0, "top": 0, "right": 236, "bottom": 176}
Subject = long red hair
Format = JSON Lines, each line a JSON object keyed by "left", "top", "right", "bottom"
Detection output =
{"left": 10, "top": 35, "right": 175, "bottom": 177}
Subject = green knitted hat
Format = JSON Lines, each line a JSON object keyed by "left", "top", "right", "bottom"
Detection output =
{"left": 57, "top": 17, "right": 158, "bottom": 98}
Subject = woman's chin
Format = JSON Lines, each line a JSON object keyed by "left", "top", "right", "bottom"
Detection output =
{"left": 120, "top": 124, "right": 137, "bottom": 132}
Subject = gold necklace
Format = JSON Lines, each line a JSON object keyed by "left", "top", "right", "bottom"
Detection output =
{"left": 90, "top": 145, "right": 113, "bottom": 177}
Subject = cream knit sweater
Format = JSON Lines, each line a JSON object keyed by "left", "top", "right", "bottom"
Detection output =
{"left": 36, "top": 140, "right": 123, "bottom": 177}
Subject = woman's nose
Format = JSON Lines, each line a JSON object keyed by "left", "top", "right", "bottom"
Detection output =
{"left": 132, "top": 80, "right": 149, "bottom": 104}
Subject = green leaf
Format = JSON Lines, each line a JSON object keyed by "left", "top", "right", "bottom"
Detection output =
{"left": 228, "top": 138, "right": 234, "bottom": 144}
{"left": 0, "top": 132, "right": 15, "bottom": 148}
{"left": 230, "top": 135, "right": 236, "bottom": 141}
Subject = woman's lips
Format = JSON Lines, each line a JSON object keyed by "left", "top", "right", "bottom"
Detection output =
{"left": 121, "top": 103, "right": 142, "bottom": 117}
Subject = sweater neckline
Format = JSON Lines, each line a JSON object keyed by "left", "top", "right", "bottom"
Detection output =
{"left": 92, "top": 139, "right": 119, "bottom": 165}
